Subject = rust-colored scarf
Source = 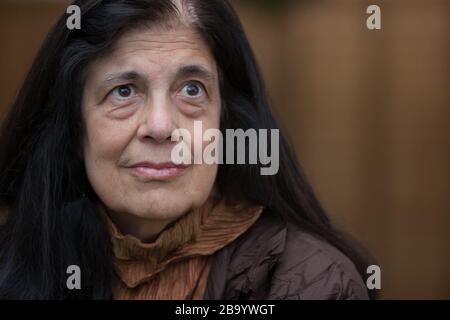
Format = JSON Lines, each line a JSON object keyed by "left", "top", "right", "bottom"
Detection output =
{"left": 98, "top": 197, "right": 263, "bottom": 300}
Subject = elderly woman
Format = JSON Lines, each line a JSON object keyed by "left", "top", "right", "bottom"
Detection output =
{"left": 0, "top": 0, "right": 373, "bottom": 300}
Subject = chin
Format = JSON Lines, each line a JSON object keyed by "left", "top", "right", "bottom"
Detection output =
{"left": 128, "top": 194, "right": 201, "bottom": 221}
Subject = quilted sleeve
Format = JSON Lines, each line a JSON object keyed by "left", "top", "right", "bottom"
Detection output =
{"left": 268, "top": 229, "right": 370, "bottom": 300}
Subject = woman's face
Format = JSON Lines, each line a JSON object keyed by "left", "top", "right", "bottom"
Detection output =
{"left": 81, "top": 22, "right": 221, "bottom": 229}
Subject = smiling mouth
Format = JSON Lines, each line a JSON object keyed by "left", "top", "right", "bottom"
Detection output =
{"left": 126, "top": 162, "right": 190, "bottom": 181}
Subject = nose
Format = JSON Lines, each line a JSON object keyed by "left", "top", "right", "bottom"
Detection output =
{"left": 136, "top": 95, "right": 177, "bottom": 143}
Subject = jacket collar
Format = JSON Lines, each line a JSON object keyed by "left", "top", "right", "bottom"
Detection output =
{"left": 204, "top": 209, "right": 288, "bottom": 299}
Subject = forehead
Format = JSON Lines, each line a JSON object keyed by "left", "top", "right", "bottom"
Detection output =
{"left": 87, "top": 22, "right": 217, "bottom": 79}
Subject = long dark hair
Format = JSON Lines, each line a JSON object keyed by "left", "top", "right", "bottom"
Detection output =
{"left": 0, "top": 0, "right": 375, "bottom": 299}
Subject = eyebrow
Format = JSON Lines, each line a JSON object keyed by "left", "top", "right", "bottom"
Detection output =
{"left": 98, "top": 71, "right": 148, "bottom": 90}
{"left": 172, "top": 65, "right": 216, "bottom": 83}
{"left": 100, "top": 64, "right": 216, "bottom": 87}
{"left": 96, "top": 64, "right": 216, "bottom": 92}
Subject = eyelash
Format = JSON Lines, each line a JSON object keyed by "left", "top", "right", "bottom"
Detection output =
{"left": 107, "top": 81, "right": 207, "bottom": 103}
{"left": 109, "top": 84, "right": 137, "bottom": 101}
{"left": 179, "top": 81, "right": 207, "bottom": 99}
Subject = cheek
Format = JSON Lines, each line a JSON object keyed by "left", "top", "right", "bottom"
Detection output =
{"left": 186, "top": 162, "right": 218, "bottom": 208}
{"left": 183, "top": 113, "right": 221, "bottom": 198}
{"left": 82, "top": 116, "right": 134, "bottom": 187}
{"left": 84, "top": 112, "right": 133, "bottom": 158}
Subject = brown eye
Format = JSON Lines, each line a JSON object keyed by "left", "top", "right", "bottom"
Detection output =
{"left": 111, "top": 85, "right": 135, "bottom": 100}
{"left": 180, "top": 81, "right": 204, "bottom": 98}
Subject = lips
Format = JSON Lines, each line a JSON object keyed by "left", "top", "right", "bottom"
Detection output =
{"left": 126, "top": 162, "right": 189, "bottom": 180}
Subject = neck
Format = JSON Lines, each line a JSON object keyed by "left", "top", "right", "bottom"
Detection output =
{"left": 105, "top": 209, "right": 178, "bottom": 243}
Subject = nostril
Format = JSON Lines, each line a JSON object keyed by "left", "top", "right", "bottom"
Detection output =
{"left": 137, "top": 115, "right": 176, "bottom": 143}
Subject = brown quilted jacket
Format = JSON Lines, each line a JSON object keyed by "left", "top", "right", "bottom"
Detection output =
{"left": 204, "top": 208, "right": 370, "bottom": 300}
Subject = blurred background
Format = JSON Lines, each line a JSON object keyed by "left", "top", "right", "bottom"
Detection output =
{"left": 0, "top": 0, "right": 449, "bottom": 299}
